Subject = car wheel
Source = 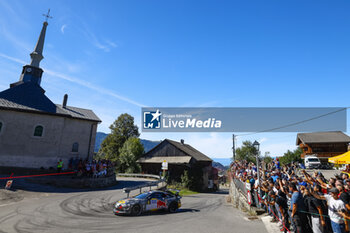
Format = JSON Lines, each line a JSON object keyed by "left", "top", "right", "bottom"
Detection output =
{"left": 168, "top": 202, "right": 178, "bottom": 213}
{"left": 131, "top": 204, "right": 142, "bottom": 216}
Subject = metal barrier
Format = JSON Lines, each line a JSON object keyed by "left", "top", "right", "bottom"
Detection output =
{"left": 117, "top": 173, "right": 161, "bottom": 179}
{"left": 233, "top": 178, "right": 248, "bottom": 198}
{"left": 118, "top": 173, "right": 165, "bottom": 198}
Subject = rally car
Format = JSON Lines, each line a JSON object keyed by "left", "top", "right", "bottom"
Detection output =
{"left": 113, "top": 190, "right": 181, "bottom": 216}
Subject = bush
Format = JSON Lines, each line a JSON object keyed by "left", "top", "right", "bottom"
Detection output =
{"left": 181, "top": 170, "right": 190, "bottom": 188}
{"left": 180, "top": 167, "right": 204, "bottom": 192}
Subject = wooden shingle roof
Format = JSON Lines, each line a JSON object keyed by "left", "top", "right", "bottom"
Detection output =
{"left": 139, "top": 139, "right": 212, "bottom": 163}
{"left": 296, "top": 131, "right": 350, "bottom": 145}
{"left": 165, "top": 139, "right": 212, "bottom": 162}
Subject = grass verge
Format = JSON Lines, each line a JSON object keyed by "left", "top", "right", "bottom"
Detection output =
{"left": 167, "top": 185, "right": 199, "bottom": 196}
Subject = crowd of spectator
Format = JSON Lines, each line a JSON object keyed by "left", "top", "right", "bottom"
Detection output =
{"left": 231, "top": 159, "right": 350, "bottom": 233}
{"left": 68, "top": 157, "right": 115, "bottom": 178}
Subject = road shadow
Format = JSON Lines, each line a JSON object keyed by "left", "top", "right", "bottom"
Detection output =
{"left": 214, "top": 189, "right": 229, "bottom": 195}
{"left": 116, "top": 208, "right": 200, "bottom": 217}
{"left": 183, "top": 189, "right": 229, "bottom": 197}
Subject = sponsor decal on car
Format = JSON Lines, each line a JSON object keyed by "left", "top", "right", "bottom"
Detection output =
{"left": 157, "top": 200, "right": 166, "bottom": 208}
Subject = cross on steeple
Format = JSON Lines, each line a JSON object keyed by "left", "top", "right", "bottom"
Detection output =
{"left": 17, "top": 10, "right": 52, "bottom": 86}
{"left": 42, "top": 9, "right": 52, "bottom": 23}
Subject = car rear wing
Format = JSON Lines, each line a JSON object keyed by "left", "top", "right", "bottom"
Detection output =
{"left": 167, "top": 189, "right": 181, "bottom": 197}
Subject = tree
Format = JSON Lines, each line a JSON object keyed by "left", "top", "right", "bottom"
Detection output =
{"left": 118, "top": 137, "right": 144, "bottom": 173}
{"left": 180, "top": 166, "right": 204, "bottom": 191}
{"left": 262, "top": 151, "right": 273, "bottom": 164}
{"left": 235, "top": 140, "right": 259, "bottom": 163}
{"left": 98, "top": 113, "right": 140, "bottom": 162}
{"left": 279, "top": 147, "right": 303, "bottom": 165}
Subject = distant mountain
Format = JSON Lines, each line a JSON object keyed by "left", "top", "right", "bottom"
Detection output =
{"left": 212, "top": 161, "right": 227, "bottom": 171}
{"left": 94, "top": 132, "right": 108, "bottom": 152}
{"left": 94, "top": 132, "right": 160, "bottom": 153}
{"left": 212, "top": 158, "right": 232, "bottom": 167}
{"left": 140, "top": 139, "right": 161, "bottom": 152}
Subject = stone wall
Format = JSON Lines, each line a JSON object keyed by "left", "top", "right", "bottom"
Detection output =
{"left": 0, "top": 110, "right": 98, "bottom": 169}
{"left": 28, "top": 174, "right": 117, "bottom": 188}
{"left": 229, "top": 178, "right": 253, "bottom": 213}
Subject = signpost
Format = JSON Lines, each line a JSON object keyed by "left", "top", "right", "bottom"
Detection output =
{"left": 245, "top": 182, "right": 251, "bottom": 190}
{"left": 247, "top": 190, "right": 252, "bottom": 205}
{"left": 161, "top": 160, "right": 168, "bottom": 170}
{"left": 5, "top": 180, "right": 13, "bottom": 190}
{"left": 161, "top": 160, "right": 168, "bottom": 179}
{"left": 5, "top": 173, "right": 13, "bottom": 190}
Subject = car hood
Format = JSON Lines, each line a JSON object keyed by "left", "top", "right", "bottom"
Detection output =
{"left": 116, "top": 198, "right": 139, "bottom": 205}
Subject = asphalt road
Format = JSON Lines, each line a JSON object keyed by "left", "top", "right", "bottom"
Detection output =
{"left": 0, "top": 177, "right": 267, "bottom": 233}
{"left": 303, "top": 168, "right": 344, "bottom": 179}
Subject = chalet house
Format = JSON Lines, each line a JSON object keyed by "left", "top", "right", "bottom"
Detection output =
{"left": 138, "top": 139, "right": 213, "bottom": 190}
{"left": 296, "top": 131, "right": 350, "bottom": 162}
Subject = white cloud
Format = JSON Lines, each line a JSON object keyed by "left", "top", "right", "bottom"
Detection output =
{"left": 60, "top": 24, "right": 67, "bottom": 34}
{"left": 0, "top": 53, "right": 145, "bottom": 107}
{"left": 79, "top": 22, "right": 117, "bottom": 52}
{"left": 0, "top": 24, "right": 31, "bottom": 53}
{"left": 105, "top": 39, "right": 117, "bottom": 48}
{"left": 0, "top": 52, "right": 26, "bottom": 65}
{"left": 259, "top": 137, "right": 268, "bottom": 143}
{"left": 45, "top": 69, "right": 145, "bottom": 107}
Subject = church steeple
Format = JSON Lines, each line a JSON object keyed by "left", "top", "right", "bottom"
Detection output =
{"left": 18, "top": 10, "right": 52, "bottom": 86}
{"left": 29, "top": 21, "right": 48, "bottom": 68}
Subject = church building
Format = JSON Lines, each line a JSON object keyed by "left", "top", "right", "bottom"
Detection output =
{"left": 0, "top": 15, "right": 101, "bottom": 169}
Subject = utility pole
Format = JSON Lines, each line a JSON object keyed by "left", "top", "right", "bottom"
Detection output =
{"left": 232, "top": 134, "right": 235, "bottom": 161}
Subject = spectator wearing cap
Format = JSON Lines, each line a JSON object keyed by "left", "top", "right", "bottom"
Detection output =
{"left": 275, "top": 158, "right": 280, "bottom": 170}
{"left": 336, "top": 183, "right": 350, "bottom": 211}
{"left": 312, "top": 187, "right": 346, "bottom": 233}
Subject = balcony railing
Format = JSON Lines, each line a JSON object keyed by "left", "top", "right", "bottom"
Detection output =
{"left": 302, "top": 152, "right": 345, "bottom": 158}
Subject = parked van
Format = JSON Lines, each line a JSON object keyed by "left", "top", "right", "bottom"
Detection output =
{"left": 304, "top": 155, "right": 321, "bottom": 169}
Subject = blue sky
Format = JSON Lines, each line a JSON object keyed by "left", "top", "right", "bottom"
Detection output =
{"left": 1, "top": 0, "right": 350, "bottom": 164}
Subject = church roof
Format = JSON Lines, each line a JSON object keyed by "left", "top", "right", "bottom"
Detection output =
{"left": 0, "top": 82, "right": 101, "bottom": 122}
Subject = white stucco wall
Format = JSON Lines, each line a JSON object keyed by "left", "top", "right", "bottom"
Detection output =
{"left": 0, "top": 109, "right": 98, "bottom": 169}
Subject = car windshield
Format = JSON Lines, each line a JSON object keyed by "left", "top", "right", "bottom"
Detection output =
{"left": 134, "top": 193, "right": 149, "bottom": 199}
{"left": 308, "top": 158, "right": 319, "bottom": 162}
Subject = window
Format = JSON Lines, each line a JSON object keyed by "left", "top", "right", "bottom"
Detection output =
{"left": 72, "top": 142, "right": 79, "bottom": 152}
{"left": 149, "top": 192, "right": 165, "bottom": 199}
{"left": 0, "top": 122, "right": 2, "bottom": 133}
{"left": 34, "top": 125, "right": 44, "bottom": 137}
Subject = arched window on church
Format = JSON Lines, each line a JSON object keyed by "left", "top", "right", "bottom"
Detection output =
{"left": 34, "top": 125, "right": 44, "bottom": 137}
{"left": 72, "top": 142, "right": 79, "bottom": 153}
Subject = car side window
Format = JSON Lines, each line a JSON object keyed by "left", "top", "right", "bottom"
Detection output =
{"left": 148, "top": 193, "right": 157, "bottom": 199}
{"left": 150, "top": 193, "right": 164, "bottom": 199}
